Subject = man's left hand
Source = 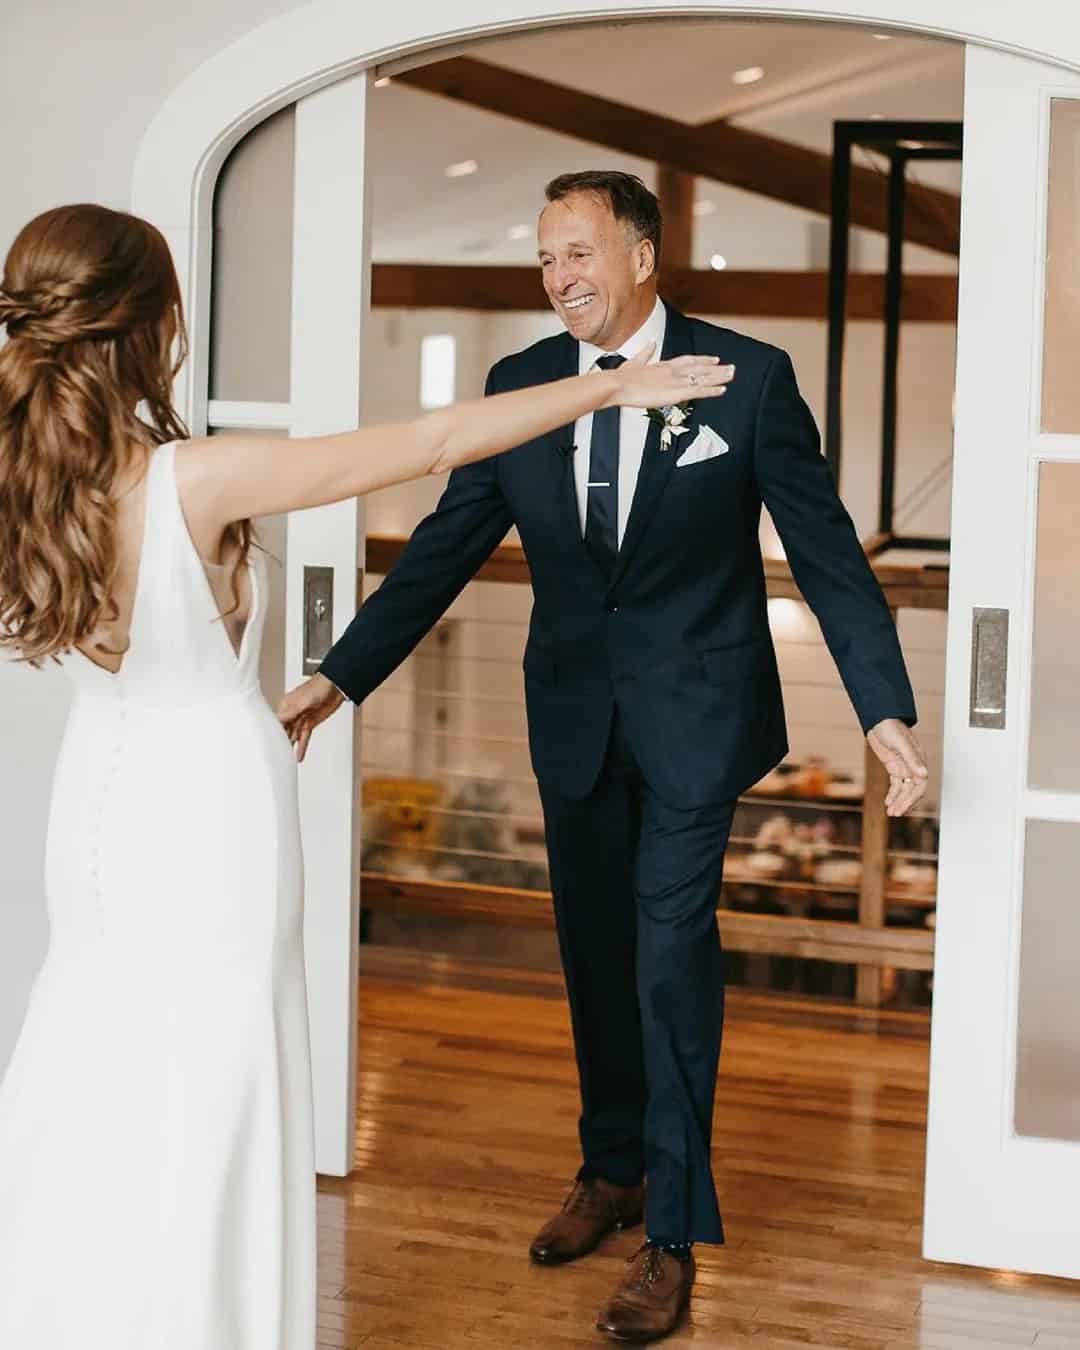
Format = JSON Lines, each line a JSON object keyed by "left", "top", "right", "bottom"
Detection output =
{"left": 277, "top": 673, "right": 346, "bottom": 762}
{"left": 867, "top": 719, "right": 929, "bottom": 818}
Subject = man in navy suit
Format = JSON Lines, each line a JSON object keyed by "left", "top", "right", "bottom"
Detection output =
{"left": 280, "top": 171, "right": 928, "bottom": 1341}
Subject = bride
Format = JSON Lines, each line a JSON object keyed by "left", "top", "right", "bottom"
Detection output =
{"left": 0, "top": 202, "right": 733, "bottom": 1349}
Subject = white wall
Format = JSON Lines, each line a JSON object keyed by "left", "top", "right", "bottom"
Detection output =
{"left": 0, "top": 0, "right": 300, "bottom": 1074}
{"left": 0, "top": 663, "right": 72, "bottom": 1068}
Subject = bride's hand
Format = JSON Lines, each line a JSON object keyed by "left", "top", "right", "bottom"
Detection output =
{"left": 608, "top": 343, "right": 735, "bottom": 409}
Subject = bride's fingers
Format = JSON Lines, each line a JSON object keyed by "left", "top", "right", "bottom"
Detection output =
{"left": 664, "top": 355, "right": 720, "bottom": 375}
{"left": 694, "top": 369, "right": 735, "bottom": 392}
{"left": 673, "top": 367, "right": 735, "bottom": 400}
{"left": 676, "top": 358, "right": 735, "bottom": 383}
{"left": 651, "top": 360, "right": 733, "bottom": 393}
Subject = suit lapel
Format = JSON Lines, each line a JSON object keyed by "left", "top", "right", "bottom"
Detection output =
{"left": 540, "top": 333, "right": 605, "bottom": 574}
{"left": 610, "top": 304, "right": 699, "bottom": 588}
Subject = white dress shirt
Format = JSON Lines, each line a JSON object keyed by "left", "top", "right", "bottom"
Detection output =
{"left": 573, "top": 296, "right": 667, "bottom": 549}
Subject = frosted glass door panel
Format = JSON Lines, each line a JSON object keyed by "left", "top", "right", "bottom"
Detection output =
{"left": 1015, "top": 820, "right": 1080, "bottom": 1141}
{"left": 1028, "top": 462, "right": 1080, "bottom": 790}
{"left": 210, "top": 106, "right": 294, "bottom": 403}
{"left": 1042, "top": 99, "right": 1080, "bottom": 434}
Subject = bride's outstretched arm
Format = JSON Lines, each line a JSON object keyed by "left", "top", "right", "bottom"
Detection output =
{"left": 177, "top": 347, "right": 732, "bottom": 529}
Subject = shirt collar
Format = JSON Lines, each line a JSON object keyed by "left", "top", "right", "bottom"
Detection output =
{"left": 578, "top": 295, "right": 666, "bottom": 374}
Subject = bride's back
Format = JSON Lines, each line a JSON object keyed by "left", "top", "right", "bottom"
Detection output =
{"left": 63, "top": 442, "right": 265, "bottom": 705}
{"left": 74, "top": 447, "right": 255, "bottom": 683}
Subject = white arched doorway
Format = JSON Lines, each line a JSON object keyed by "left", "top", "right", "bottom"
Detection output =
{"left": 132, "top": 1, "right": 1080, "bottom": 1281}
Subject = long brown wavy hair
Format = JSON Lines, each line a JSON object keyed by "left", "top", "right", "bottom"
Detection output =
{"left": 0, "top": 203, "right": 251, "bottom": 665}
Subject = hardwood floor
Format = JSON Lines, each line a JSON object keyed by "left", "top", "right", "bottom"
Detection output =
{"left": 316, "top": 955, "right": 1080, "bottom": 1348}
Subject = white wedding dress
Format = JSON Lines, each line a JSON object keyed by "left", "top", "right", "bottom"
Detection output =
{"left": 0, "top": 443, "right": 316, "bottom": 1349}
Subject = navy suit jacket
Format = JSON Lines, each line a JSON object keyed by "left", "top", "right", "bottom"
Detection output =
{"left": 320, "top": 304, "right": 917, "bottom": 808}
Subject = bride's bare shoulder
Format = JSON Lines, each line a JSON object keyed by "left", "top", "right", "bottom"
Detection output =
{"left": 175, "top": 432, "right": 288, "bottom": 479}
{"left": 174, "top": 433, "right": 254, "bottom": 501}
{"left": 173, "top": 435, "right": 245, "bottom": 545}
{"left": 173, "top": 431, "right": 291, "bottom": 539}
{"left": 174, "top": 434, "right": 222, "bottom": 474}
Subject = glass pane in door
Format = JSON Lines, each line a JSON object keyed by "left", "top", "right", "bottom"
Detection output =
{"left": 1042, "top": 99, "right": 1080, "bottom": 433}
{"left": 1028, "top": 462, "right": 1080, "bottom": 790}
{"left": 1015, "top": 819, "right": 1080, "bottom": 1140}
{"left": 210, "top": 106, "right": 294, "bottom": 403}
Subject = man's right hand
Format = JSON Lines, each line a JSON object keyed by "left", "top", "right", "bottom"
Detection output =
{"left": 277, "top": 673, "right": 346, "bottom": 762}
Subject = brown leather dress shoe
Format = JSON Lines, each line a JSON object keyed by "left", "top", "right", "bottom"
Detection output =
{"left": 596, "top": 1243, "right": 695, "bottom": 1342}
{"left": 528, "top": 1175, "right": 644, "bottom": 1265}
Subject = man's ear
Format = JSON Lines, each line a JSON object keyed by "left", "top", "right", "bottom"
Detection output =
{"left": 635, "top": 238, "right": 657, "bottom": 284}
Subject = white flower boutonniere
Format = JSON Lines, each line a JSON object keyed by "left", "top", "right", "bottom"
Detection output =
{"left": 646, "top": 401, "right": 694, "bottom": 451}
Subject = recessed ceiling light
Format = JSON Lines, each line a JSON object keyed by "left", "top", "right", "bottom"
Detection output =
{"left": 374, "top": 76, "right": 392, "bottom": 88}
{"left": 445, "top": 159, "right": 479, "bottom": 179}
{"left": 507, "top": 224, "right": 532, "bottom": 240}
{"left": 693, "top": 200, "right": 717, "bottom": 217}
{"left": 710, "top": 253, "right": 728, "bottom": 271}
{"left": 870, "top": 113, "right": 886, "bottom": 121}
{"left": 874, "top": 33, "right": 893, "bottom": 40}
{"left": 731, "top": 65, "right": 766, "bottom": 86}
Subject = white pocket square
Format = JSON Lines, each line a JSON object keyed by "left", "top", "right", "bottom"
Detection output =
{"left": 675, "top": 425, "right": 730, "bottom": 467}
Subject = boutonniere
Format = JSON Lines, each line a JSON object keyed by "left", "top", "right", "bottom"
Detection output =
{"left": 646, "top": 401, "right": 694, "bottom": 450}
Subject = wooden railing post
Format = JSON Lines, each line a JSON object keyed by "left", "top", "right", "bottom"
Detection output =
{"left": 855, "top": 608, "right": 899, "bottom": 1008}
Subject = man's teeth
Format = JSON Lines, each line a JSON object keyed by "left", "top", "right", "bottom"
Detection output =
{"left": 564, "top": 295, "right": 594, "bottom": 310}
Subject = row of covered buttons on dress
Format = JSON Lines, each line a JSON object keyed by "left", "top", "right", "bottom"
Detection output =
{"left": 89, "top": 696, "right": 129, "bottom": 935}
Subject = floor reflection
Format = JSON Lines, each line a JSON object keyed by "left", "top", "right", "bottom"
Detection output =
{"left": 309, "top": 970, "right": 1080, "bottom": 1349}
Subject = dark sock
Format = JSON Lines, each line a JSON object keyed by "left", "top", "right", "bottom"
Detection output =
{"left": 646, "top": 1237, "right": 693, "bottom": 1263}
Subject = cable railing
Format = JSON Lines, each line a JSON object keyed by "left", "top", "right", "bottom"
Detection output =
{"left": 358, "top": 540, "right": 946, "bottom": 1006}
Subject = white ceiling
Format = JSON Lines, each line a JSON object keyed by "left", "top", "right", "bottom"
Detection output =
{"left": 366, "top": 18, "right": 964, "bottom": 273}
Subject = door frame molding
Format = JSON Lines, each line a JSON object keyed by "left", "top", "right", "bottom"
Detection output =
{"left": 132, "top": 0, "right": 1080, "bottom": 434}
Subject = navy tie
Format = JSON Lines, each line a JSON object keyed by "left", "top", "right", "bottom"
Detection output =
{"left": 584, "top": 353, "right": 625, "bottom": 577}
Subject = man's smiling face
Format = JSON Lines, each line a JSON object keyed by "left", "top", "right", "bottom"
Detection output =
{"left": 537, "top": 190, "right": 657, "bottom": 351}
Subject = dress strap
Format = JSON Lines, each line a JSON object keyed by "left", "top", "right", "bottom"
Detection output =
{"left": 133, "top": 441, "right": 180, "bottom": 596}
{"left": 147, "top": 440, "right": 178, "bottom": 497}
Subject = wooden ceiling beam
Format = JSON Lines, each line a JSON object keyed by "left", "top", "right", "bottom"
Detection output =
{"left": 394, "top": 57, "right": 960, "bottom": 256}
{"left": 371, "top": 263, "right": 958, "bottom": 322}
{"left": 656, "top": 165, "right": 696, "bottom": 270}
